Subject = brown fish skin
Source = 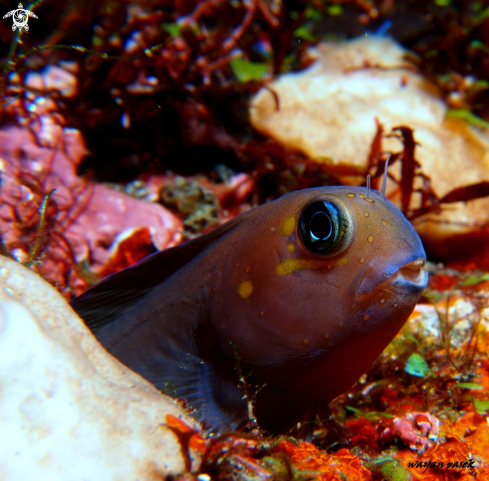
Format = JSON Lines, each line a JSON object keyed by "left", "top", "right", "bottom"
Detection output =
{"left": 71, "top": 186, "right": 427, "bottom": 434}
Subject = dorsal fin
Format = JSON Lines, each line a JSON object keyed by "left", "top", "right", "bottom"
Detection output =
{"left": 70, "top": 212, "right": 250, "bottom": 332}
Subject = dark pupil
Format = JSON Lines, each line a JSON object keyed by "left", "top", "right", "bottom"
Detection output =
{"left": 300, "top": 200, "right": 343, "bottom": 255}
{"left": 309, "top": 211, "right": 332, "bottom": 241}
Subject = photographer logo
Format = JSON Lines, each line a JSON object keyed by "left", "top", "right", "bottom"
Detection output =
{"left": 3, "top": 3, "right": 38, "bottom": 32}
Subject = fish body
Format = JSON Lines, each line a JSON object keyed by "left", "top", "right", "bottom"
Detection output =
{"left": 71, "top": 186, "right": 427, "bottom": 433}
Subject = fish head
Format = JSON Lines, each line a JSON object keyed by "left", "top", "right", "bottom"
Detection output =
{"left": 211, "top": 185, "right": 427, "bottom": 399}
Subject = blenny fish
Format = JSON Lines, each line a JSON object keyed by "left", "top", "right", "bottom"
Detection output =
{"left": 71, "top": 181, "right": 427, "bottom": 434}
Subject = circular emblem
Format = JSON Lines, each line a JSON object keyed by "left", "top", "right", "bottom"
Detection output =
{"left": 12, "top": 7, "right": 28, "bottom": 31}
{"left": 3, "top": 3, "right": 38, "bottom": 32}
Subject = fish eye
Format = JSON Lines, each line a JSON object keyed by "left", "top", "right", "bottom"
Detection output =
{"left": 299, "top": 200, "right": 353, "bottom": 256}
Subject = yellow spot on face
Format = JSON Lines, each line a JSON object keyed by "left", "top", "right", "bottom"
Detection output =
{"left": 335, "top": 256, "right": 348, "bottom": 266}
{"left": 303, "top": 339, "right": 309, "bottom": 344}
{"left": 380, "top": 299, "right": 385, "bottom": 304}
{"left": 287, "top": 243, "right": 295, "bottom": 252}
{"left": 364, "top": 315, "right": 369, "bottom": 320}
{"left": 360, "top": 258, "right": 365, "bottom": 263}
{"left": 280, "top": 216, "right": 296, "bottom": 236}
{"left": 382, "top": 220, "right": 387, "bottom": 225}
{"left": 347, "top": 193, "right": 354, "bottom": 198}
{"left": 368, "top": 236, "right": 374, "bottom": 243}
{"left": 276, "top": 258, "right": 318, "bottom": 275}
{"left": 359, "top": 194, "right": 365, "bottom": 198}
{"left": 339, "top": 322, "right": 344, "bottom": 327}
{"left": 364, "top": 212, "right": 369, "bottom": 217}
{"left": 238, "top": 280, "right": 253, "bottom": 299}
{"left": 366, "top": 198, "right": 374, "bottom": 203}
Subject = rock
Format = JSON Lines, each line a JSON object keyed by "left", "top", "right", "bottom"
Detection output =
{"left": 250, "top": 36, "right": 489, "bottom": 196}
{"left": 0, "top": 256, "right": 200, "bottom": 480}
{"left": 250, "top": 36, "right": 489, "bottom": 259}
{"left": 412, "top": 196, "right": 489, "bottom": 260}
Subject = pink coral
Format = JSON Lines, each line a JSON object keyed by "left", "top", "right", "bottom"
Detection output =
{"left": 380, "top": 412, "right": 440, "bottom": 452}
{"left": 0, "top": 98, "right": 182, "bottom": 296}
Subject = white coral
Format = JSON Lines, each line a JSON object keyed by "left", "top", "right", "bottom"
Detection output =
{"left": 0, "top": 256, "right": 199, "bottom": 480}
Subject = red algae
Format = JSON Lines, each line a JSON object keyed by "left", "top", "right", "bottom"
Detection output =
{"left": 429, "top": 275, "right": 460, "bottom": 293}
{"left": 0, "top": 107, "right": 182, "bottom": 297}
{"left": 3, "top": 2, "right": 489, "bottom": 480}
{"left": 272, "top": 441, "right": 372, "bottom": 481}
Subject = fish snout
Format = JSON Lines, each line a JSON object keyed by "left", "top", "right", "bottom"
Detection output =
{"left": 357, "top": 255, "right": 428, "bottom": 298}
{"left": 381, "top": 257, "right": 428, "bottom": 301}
{"left": 394, "top": 259, "right": 427, "bottom": 287}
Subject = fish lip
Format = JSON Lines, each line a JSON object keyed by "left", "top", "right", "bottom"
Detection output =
{"left": 389, "top": 259, "right": 427, "bottom": 286}
{"left": 356, "top": 256, "right": 428, "bottom": 297}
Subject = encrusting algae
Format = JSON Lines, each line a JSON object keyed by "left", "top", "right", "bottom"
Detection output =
{"left": 3, "top": 0, "right": 489, "bottom": 479}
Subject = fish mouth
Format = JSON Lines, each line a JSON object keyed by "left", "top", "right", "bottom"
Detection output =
{"left": 388, "top": 259, "right": 427, "bottom": 287}
{"left": 356, "top": 256, "right": 428, "bottom": 298}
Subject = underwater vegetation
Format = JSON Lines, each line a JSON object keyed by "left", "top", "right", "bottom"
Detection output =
{"left": 2, "top": 0, "right": 489, "bottom": 479}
